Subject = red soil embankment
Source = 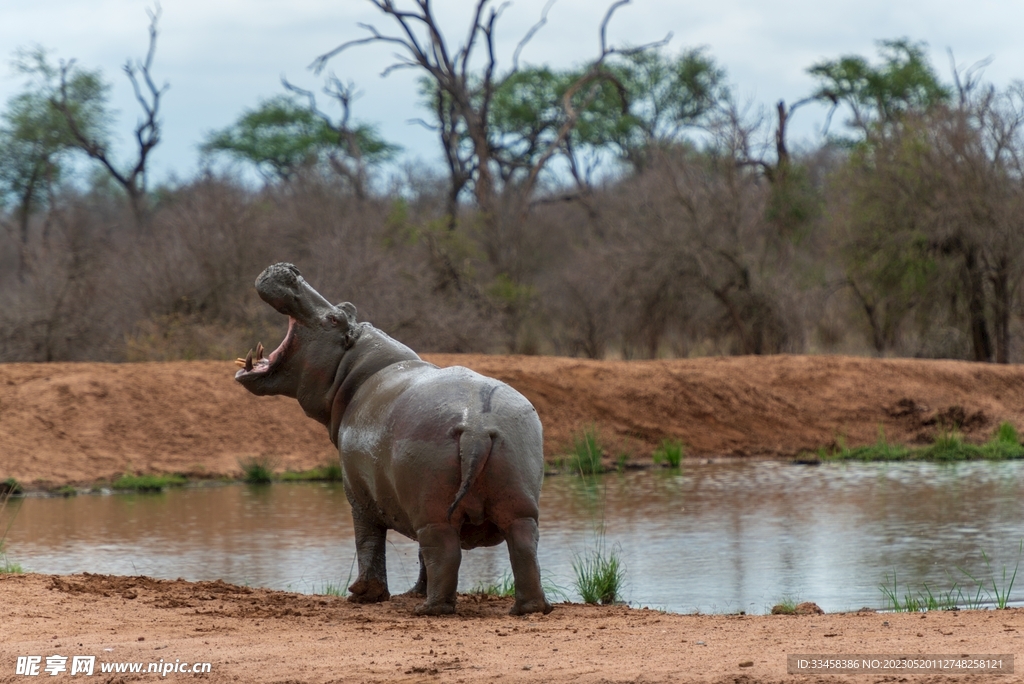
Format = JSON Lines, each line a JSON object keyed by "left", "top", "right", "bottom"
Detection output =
{"left": 2, "top": 355, "right": 1023, "bottom": 487}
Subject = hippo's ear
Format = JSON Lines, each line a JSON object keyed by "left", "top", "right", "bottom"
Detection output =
{"left": 327, "top": 302, "right": 357, "bottom": 329}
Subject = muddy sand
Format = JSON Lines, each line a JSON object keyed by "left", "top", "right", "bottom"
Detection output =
{"left": 2, "top": 355, "right": 1024, "bottom": 682}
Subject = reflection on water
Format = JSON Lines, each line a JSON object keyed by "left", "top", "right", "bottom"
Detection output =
{"left": 5, "top": 461, "right": 1024, "bottom": 613}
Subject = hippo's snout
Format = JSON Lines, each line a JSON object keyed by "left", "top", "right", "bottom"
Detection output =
{"left": 255, "top": 262, "right": 334, "bottom": 321}
{"left": 256, "top": 263, "right": 302, "bottom": 305}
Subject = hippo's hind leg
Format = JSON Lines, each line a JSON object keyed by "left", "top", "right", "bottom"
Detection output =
{"left": 347, "top": 515, "right": 390, "bottom": 603}
{"left": 414, "top": 523, "right": 461, "bottom": 615}
{"left": 505, "top": 517, "right": 553, "bottom": 615}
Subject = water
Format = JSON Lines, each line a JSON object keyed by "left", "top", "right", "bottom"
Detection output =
{"left": 4, "top": 460, "right": 1024, "bottom": 613}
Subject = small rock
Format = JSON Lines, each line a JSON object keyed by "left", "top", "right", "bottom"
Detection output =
{"left": 739, "top": 661, "right": 754, "bottom": 668}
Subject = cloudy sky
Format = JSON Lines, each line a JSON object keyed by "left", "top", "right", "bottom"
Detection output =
{"left": 2, "top": 0, "right": 1022, "bottom": 183}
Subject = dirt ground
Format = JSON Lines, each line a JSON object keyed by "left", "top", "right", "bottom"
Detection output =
{"left": 4, "top": 354, "right": 1024, "bottom": 487}
{"left": 2, "top": 354, "right": 1024, "bottom": 682}
{"left": 0, "top": 573, "right": 1020, "bottom": 683}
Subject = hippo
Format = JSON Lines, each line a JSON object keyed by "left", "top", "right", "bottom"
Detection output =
{"left": 234, "top": 263, "right": 552, "bottom": 616}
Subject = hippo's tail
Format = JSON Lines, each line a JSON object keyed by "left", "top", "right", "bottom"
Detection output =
{"left": 447, "top": 428, "right": 496, "bottom": 522}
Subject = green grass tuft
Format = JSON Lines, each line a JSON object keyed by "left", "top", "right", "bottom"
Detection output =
{"left": 0, "top": 556, "right": 23, "bottom": 574}
{"left": 824, "top": 422, "right": 1024, "bottom": 462}
{"left": 318, "top": 581, "right": 347, "bottom": 597}
{"left": 112, "top": 473, "right": 187, "bottom": 492}
{"left": 472, "top": 572, "right": 516, "bottom": 598}
{"left": 769, "top": 596, "right": 799, "bottom": 615}
{"left": 0, "top": 481, "right": 23, "bottom": 574}
{"left": 572, "top": 543, "right": 625, "bottom": 605}
{"left": 279, "top": 461, "right": 344, "bottom": 482}
{"left": 652, "top": 439, "right": 685, "bottom": 468}
{"left": 566, "top": 425, "right": 604, "bottom": 475}
{"left": 1, "top": 478, "right": 22, "bottom": 496}
{"left": 239, "top": 457, "right": 275, "bottom": 484}
{"left": 881, "top": 542, "right": 1022, "bottom": 611}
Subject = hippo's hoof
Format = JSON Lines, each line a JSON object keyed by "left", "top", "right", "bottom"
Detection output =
{"left": 414, "top": 601, "right": 456, "bottom": 616}
{"left": 347, "top": 578, "right": 390, "bottom": 603}
{"left": 510, "top": 598, "right": 553, "bottom": 616}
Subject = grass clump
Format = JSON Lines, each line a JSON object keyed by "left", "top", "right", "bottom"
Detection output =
{"left": 279, "top": 461, "right": 344, "bottom": 482}
{"left": 1, "top": 478, "right": 22, "bottom": 496}
{"left": 960, "top": 543, "right": 1021, "bottom": 610}
{"left": 472, "top": 572, "right": 516, "bottom": 598}
{"left": 0, "top": 482, "right": 23, "bottom": 574}
{"left": 572, "top": 542, "right": 625, "bottom": 605}
{"left": 112, "top": 473, "right": 187, "bottom": 492}
{"left": 980, "top": 422, "right": 1024, "bottom": 460}
{"left": 240, "top": 456, "right": 276, "bottom": 484}
{"left": 769, "top": 596, "right": 800, "bottom": 614}
{"left": 880, "top": 542, "right": 1022, "bottom": 611}
{"left": 566, "top": 425, "right": 604, "bottom": 475}
{"left": 826, "top": 428, "right": 911, "bottom": 461}
{"left": 319, "top": 581, "right": 347, "bottom": 597}
{"left": 824, "top": 422, "right": 1024, "bottom": 462}
{"left": 652, "top": 439, "right": 685, "bottom": 468}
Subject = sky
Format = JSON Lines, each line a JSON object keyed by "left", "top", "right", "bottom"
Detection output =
{"left": 2, "top": 0, "right": 1024, "bottom": 184}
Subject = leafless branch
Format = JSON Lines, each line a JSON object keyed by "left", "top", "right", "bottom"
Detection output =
{"left": 512, "top": 0, "right": 555, "bottom": 72}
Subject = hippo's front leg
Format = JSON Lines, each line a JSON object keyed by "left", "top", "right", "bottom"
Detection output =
{"left": 347, "top": 513, "right": 390, "bottom": 603}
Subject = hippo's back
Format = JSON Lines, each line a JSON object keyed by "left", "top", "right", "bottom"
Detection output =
{"left": 340, "top": 361, "right": 542, "bottom": 460}
{"left": 393, "top": 364, "right": 541, "bottom": 446}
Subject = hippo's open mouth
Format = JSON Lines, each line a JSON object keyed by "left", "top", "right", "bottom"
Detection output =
{"left": 234, "top": 317, "right": 295, "bottom": 380}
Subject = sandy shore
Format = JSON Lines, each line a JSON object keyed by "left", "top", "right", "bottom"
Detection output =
{"left": 1, "top": 573, "right": 1020, "bottom": 683}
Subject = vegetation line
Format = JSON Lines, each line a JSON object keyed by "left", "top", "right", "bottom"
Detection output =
{"left": 812, "top": 422, "right": 1024, "bottom": 462}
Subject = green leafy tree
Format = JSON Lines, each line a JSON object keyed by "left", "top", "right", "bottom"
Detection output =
{"left": 827, "top": 52, "right": 1024, "bottom": 362}
{"left": 600, "top": 48, "right": 727, "bottom": 166}
{"left": 809, "top": 38, "right": 950, "bottom": 137}
{"left": 486, "top": 48, "right": 727, "bottom": 184}
{"left": 0, "top": 48, "right": 109, "bottom": 275}
{"left": 202, "top": 88, "right": 396, "bottom": 194}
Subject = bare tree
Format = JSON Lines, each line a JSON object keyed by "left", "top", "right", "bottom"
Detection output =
{"left": 51, "top": 6, "right": 168, "bottom": 226}
{"left": 312, "top": 0, "right": 661, "bottom": 255}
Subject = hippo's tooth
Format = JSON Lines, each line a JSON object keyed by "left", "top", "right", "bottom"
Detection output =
{"left": 244, "top": 350, "right": 254, "bottom": 372}
{"left": 256, "top": 342, "right": 264, "bottom": 360}
{"left": 234, "top": 358, "right": 246, "bottom": 368}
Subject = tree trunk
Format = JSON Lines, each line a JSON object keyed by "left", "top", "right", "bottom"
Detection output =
{"left": 963, "top": 247, "right": 993, "bottom": 362}
{"left": 991, "top": 257, "right": 1011, "bottom": 364}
